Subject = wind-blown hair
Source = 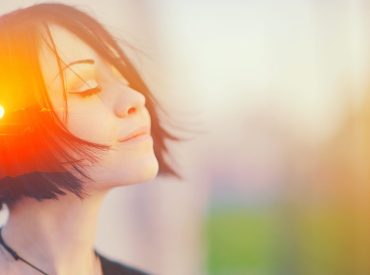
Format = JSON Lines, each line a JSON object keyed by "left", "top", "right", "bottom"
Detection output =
{"left": 0, "top": 3, "right": 179, "bottom": 208}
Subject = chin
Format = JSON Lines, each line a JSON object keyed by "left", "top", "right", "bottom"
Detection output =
{"left": 118, "top": 156, "right": 160, "bottom": 186}
{"left": 88, "top": 154, "right": 159, "bottom": 190}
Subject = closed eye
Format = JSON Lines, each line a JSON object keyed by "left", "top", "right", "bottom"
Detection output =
{"left": 69, "top": 79, "right": 102, "bottom": 98}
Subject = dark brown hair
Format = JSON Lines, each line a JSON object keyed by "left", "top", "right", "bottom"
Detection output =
{"left": 0, "top": 3, "right": 179, "bottom": 208}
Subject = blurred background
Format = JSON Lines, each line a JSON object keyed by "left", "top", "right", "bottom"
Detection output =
{"left": 2, "top": 0, "right": 370, "bottom": 274}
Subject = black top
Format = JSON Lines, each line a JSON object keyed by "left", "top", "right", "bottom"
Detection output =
{"left": 96, "top": 252, "right": 150, "bottom": 275}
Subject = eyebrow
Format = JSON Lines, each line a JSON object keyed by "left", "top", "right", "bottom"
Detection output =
{"left": 62, "top": 59, "right": 95, "bottom": 72}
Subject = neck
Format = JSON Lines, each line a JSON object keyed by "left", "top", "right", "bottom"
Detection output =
{"left": 1, "top": 190, "right": 107, "bottom": 275}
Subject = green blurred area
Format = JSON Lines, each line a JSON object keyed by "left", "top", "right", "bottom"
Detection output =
{"left": 205, "top": 205, "right": 369, "bottom": 275}
{"left": 205, "top": 208, "right": 280, "bottom": 275}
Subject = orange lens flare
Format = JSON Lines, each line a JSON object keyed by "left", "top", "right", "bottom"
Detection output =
{"left": 0, "top": 105, "right": 4, "bottom": 119}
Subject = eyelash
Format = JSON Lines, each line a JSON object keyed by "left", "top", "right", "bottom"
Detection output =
{"left": 78, "top": 86, "right": 102, "bottom": 98}
{"left": 69, "top": 79, "right": 102, "bottom": 98}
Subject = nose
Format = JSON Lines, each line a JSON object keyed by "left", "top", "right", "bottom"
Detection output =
{"left": 114, "top": 87, "right": 146, "bottom": 118}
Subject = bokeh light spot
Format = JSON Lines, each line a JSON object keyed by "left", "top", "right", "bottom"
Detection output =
{"left": 0, "top": 105, "right": 4, "bottom": 119}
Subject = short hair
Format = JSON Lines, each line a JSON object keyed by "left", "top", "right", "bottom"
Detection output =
{"left": 0, "top": 3, "right": 180, "bottom": 208}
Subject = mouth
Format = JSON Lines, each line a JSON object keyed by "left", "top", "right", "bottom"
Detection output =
{"left": 118, "top": 126, "right": 151, "bottom": 143}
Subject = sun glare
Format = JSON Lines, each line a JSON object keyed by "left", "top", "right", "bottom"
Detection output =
{"left": 0, "top": 105, "right": 4, "bottom": 119}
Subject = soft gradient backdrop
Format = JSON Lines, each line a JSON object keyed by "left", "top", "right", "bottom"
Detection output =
{"left": 1, "top": 1, "right": 370, "bottom": 274}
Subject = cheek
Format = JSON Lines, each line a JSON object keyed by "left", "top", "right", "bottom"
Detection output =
{"left": 65, "top": 98, "right": 117, "bottom": 144}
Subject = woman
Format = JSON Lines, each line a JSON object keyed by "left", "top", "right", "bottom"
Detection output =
{"left": 0, "top": 3, "right": 179, "bottom": 275}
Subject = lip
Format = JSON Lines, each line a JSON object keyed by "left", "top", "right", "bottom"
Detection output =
{"left": 118, "top": 126, "right": 151, "bottom": 143}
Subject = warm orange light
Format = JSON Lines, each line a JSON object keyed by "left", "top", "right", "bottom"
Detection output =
{"left": 0, "top": 105, "right": 4, "bottom": 119}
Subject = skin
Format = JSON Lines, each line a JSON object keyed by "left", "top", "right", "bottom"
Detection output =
{"left": 0, "top": 25, "right": 159, "bottom": 275}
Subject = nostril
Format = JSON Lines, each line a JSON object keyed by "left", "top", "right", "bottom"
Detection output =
{"left": 127, "top": 107, "right": 136, "bottom": 115}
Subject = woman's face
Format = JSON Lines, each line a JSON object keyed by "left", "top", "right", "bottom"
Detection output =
{"left": 39, "top": 25, "right": 159, "bottom": 190}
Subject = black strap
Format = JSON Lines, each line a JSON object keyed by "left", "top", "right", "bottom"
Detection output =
{"left": 0, "top": 227, "right": 49, "bottom": 275}
{"left": 0, "top": 227, "right": 19, "bottom": 260}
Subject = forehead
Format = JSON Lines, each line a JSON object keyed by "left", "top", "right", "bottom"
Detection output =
{"left": 39, "top": 24, "right": 98, "bottom": 87}
{"left": 40, "top": 24, "right": 97, "bottom": 65}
